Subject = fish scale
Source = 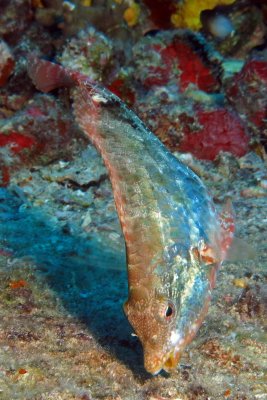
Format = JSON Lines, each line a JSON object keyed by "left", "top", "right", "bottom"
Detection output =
{"left": 28, "top": 57, "right": 234, "bottom": 375}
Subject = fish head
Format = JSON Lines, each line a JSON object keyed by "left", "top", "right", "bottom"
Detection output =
{"left": 123, "top": 244, "right": 220, "bottom": 375}
{"left": 124, "top": 286, "right": 180, "bottom": 375}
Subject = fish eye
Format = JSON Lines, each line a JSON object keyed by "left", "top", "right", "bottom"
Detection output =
{"left": 155, "top": 299, "right": 176, "bottom": 323}
{"left": 165, "top": 301, "right": 176, "bottom": 320}
{"left": 165, "top": 304, "right": 174, "bottom": 318}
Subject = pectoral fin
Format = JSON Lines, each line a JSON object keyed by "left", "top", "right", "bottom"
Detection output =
{"left": 224, "top": 236, "right": 256, "bottom": 262}
{"left": 219, "top": 199, "right": 235, "bottom": 261}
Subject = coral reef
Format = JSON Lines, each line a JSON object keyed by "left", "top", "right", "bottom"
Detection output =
{"left": 0, "top": 94, "right": 83, "bottom": 186}
{"left": 225, "top": 58, "right": 267, "bottom": 147}
{"left": 131, "top": 31, "right": 253, "bottom": 160}
{"left": 59, "top": 27, "right": 115, "bottom": 80}
{"left": 133, "top": 33, "right": 220, "bottom": 92}
{"left": 178, "top": 108, "right": 249, "bottom": 160}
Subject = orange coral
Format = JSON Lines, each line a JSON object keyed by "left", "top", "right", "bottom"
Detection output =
{"left": 123, "top": 2, "right": 140, "bottom": 27}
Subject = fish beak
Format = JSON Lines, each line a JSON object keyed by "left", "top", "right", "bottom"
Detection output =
{"left": 144, "top": 350, "right": 181, "bottom": 375}
{"left": 163, "top": 351, "right": 181, "bottom": 372}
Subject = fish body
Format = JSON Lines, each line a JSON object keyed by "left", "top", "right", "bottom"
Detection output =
{"left": 28, "top": 58, "right": 234, "bottom": 375}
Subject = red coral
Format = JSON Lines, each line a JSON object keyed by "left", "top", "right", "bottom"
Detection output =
{"left": 242, "top": 60, "right": 267, "bottom": 82}
{"left": 226, "top": 59, "right": 267, "bottom": 129}
{"left": 108, "top": 78, "right": 135, "bottom": 105}
{"left": 0, "top": 131, "right": 36, "bottom": 153}
{"left": 173, "top": 39, "right": 219, "bottom": 92}
{"left": 178, "top": 109, "right": 249, "bottom": 160}
{"left": 139, "top": 43, "right": 175, "bottom": 87}
{"left": 139, "top": 39, "right": 219, "bottom": 92}
{"left": 0, "top": 165, "right": 10, "bottom": 186}
{"left": 0, "top": 131, "right": 37, "bottom": 186}
{"left": 0, "top": 95, "right": 81, "bottom": 186}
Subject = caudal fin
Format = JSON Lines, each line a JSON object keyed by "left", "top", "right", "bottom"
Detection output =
{"left": 27, "top": 56, "right": 74, "bottom": 93}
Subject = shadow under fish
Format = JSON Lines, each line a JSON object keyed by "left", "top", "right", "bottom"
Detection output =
{"left": 0, "top": 186, "right": 149, "bottom": 374}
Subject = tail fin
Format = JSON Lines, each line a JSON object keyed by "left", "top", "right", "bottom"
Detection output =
{"left": 27, "top": 56, "right": 74, "bottom": 93}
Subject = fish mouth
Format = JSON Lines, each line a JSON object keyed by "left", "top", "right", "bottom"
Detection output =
{"left": 144, "top": 350, "right": 181, "bottom": 375}
{"left": 162, "top": 351, "right": 181, "bottom": 372}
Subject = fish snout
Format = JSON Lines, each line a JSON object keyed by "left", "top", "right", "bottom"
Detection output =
{"left": 162, "top": 350, "right": 181, "bottom": 372}
{"left": 144, "top": 349, "right": 181, "bottom": 375}
{"left": 143, "top": 351, "right": 164, "bottom": 375}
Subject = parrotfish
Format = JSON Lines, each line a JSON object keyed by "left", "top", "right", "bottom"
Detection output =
{"left": 28, "top": 58, "right": 235, "bottom": 375}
